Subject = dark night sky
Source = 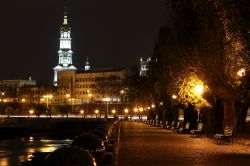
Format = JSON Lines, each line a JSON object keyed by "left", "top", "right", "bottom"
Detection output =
{"left": 0, "top": 0, "right": 166, "bottom": 82}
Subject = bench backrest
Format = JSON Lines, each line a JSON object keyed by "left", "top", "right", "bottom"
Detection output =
{"left": 176, "top": 122, "right": 180, "bottom": 127}
{"left": 165, "top": 121, "right": 169, "bottom": 126}
{"left": 185, "top": 123, "right": 190, "bottom": 129}
{"left": 224, "top": 125, "right": 233, "bottom": 136}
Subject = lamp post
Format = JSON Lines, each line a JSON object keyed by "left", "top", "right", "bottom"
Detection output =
{"left": 28, "top": 109, "right": 34, "bottom": 118}
{"left": 87, "top": 93, "right": 92, "bottom": 118}
{"left": 104, "top": 98, "right": 111, "bottom": 120}
{"left": 134, "top": 108, "right": 138, "bottom": 119}
{"left": 124, "top": 108, "right": 129, "bottom": 120}
{"left": 139, "top": 107, "right": 144, "bottom": 120}
{"left": 66, "top": 94, "right": 75, "bottom": 115}
{"left": 95, "top": 109, "right": 99, "bottom": 118}
{"left": 69, "top": 98, "right": 75, "bottom": 114}
{"left": 80, "top": 110, "right": 84, "bottom": 118}
{"left": 43, "top": 94, "right": 53, "bottom": 118}
{"left": 112, "top": 109, "right": 116, "bottom": 118}
{"left": 0, "top": 92, "right": 5, "bottom": 114}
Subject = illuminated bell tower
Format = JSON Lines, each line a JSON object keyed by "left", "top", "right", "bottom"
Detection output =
{"left": 53, "top": 11, "right": 77, "bottom": 85}
{"left": 84, "top": 56, "right": 91, "bottom": 71}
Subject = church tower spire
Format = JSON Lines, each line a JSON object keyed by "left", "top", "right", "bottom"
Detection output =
{"left": 84, "top": 56, "right": 91, "bottom": 71}
{"left": 63, "top": 11, "right": 68, "bottom": 25}
{"left": 53, "top": 9, "right": 77, "bottom": 86}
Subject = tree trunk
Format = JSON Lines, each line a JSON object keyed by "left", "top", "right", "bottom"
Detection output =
{"left": 223, "top": 97, "right": 236, "bottom": 130}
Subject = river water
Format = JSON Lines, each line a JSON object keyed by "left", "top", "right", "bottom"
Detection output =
{"left": 0, "top": 137, "right": 72, "bottom": 166}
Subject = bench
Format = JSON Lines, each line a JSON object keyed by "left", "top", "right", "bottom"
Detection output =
{"left": 214, "top": 125, "right": 233, "bottom": 144}
{"left": 166, "top": 121, "right": 173, "bottom": 129}
{"left": 178, "top": 122, "right": 190, "bottom": 133}
{"left": 156, "top": 121, "right": 163, "bottom": 127}
{"left": 171, "top": 121, "right": 180, "bottom": 131}
{"left": 190, "top": 123, "right": 203, "bottom": 137}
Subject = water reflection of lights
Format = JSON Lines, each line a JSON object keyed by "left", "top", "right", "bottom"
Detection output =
{"left": 26, "top": 148, "right": 35, "bottom": 153}
{"left": 40, "top": 139, "right": 71, "bottom": 142}
{"left": 38, "top": 146, "right": 58, "bottom": 153}
{"left": 0, "top": 138, "right": 72, "bottom": 166}
{"left": 27, "top": 154, "right": 34, "bottom": 161}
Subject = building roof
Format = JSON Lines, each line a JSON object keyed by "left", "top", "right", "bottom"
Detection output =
{"left": 76, "top": 68, "right": 125, "bottom": 74}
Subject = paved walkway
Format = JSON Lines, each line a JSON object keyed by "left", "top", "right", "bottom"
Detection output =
{"left": 117, "top": 121, "right": 250, "bottom": 166}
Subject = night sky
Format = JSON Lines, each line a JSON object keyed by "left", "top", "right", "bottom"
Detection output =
{"left": 0, "top": 0, "right": 166, "bottom": 82}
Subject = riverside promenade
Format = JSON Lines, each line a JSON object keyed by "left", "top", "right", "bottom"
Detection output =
{"left": 117, "top": 121, "right": 250, "bottom": 166}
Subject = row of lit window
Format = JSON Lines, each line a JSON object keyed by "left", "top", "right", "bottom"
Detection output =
{"left": 75, "top": 84, "right": 96, "bottom": 88}
{"left": 76, "top": 90, "right": 118, "bottom": 95}
{"left": 77, "top": 91, "right": 98, "bottom": 95}
{"left": 19, "top": 90, "right": 45, "bottom": 95}
{"left": 75, "top": 76, "right": 120, "bottom": 82}
{"left": 75, "top": 84, "right": 120, "bottom": 89}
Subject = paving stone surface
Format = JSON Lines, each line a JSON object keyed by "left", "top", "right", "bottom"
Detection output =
{"left": 117, "top": 121, "right": 250, "bottom": 166}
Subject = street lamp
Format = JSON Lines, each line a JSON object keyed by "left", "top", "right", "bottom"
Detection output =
{"left": 103, "top": 98, "right": 111, "bottom": 120}
{"left": 112, "top": 109, "right": 116, "bottom": 117}
{"left": 43, "top": 94, "right": 53, "bottom": 118}
{"left": 124, "top": 108, "right": 128, "bottom": 114}
{"left": 194, "top": 85, "right": 204, "bottom": 96}
{"left": 66, "top": 94, "right": 70, "bottom": 98}
{"left": 134, "top": 108, "right": 138, "bottom": 113}
{"left": 120, "top": 89, "right": 125, "bottom": 103}
{"left": 139, "top": 107, "right": 144, "bottom": 120}
{"left": 95, "top": 109, "right": 99, "bottom": 118}
{"left": 80, "top": 110, "right": 84, "bottom": 118}
{"left": 29, "top": 109, "right": 34, "bottom": 118}
{"left": 87, "top": 93, "right": 92, "bottom": 118}
{"left": 68, "top": 98, "right": 75, "bottom": 114}
{"left": 172, "top": 95, "right": 177, "bottom": 99}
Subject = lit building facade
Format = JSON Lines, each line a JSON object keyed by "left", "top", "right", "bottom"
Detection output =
{"left": 0, "top": 79, "right": 36, "bottom": 102}
{"left": 139, "top": 57, "right": 151, "bottom": 76}
{"left": 55, "top": 69, "right": 126, "bottom": 105}
{"left": 17, "top": 85, "right": 55, "bottom": 104}
{"left": 53, "top": 11, "right": 77, "bottom": 86}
